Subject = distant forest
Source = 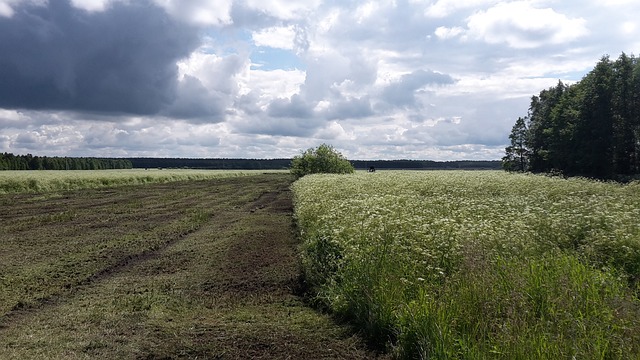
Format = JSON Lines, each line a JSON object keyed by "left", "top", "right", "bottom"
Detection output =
{"left": 0, "top": 153, "right": 132, "bottom": 170}
{"left": 503, "top": 53, "right": 640, "bottom": 180}
{"left": 127, "top": 158, "right": 501, "bottom": 170}
{"left": 0, "top": 154, "right": 501, "bottom": 171}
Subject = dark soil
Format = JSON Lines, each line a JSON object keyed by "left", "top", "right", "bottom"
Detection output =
{"left": 0, "top": 174, "right": 387, "bottom": 359}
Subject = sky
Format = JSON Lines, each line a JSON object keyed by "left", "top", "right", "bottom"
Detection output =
{"left": 0, "top": 0, "right": 638, "bottom": 160}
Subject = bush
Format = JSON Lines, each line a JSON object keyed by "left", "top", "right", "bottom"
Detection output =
{"left": 290, "top": 144, "right": 354, "bottom": 178}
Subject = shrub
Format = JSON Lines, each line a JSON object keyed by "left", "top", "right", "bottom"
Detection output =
{"left": 290, "top": 144, "right": 354, "bottom": 178}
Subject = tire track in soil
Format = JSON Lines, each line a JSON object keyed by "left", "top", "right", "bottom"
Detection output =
{"left": 0, "top": 174, "right": 387, "bottom": 359}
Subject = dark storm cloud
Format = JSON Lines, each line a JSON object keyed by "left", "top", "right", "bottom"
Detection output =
{"left": 0, "top": 1, "right": 200, "bottom": 115}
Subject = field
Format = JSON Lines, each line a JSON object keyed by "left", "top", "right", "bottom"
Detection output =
{"left": 0, "top": 173, "right": 380, "bottom": 359}
{"left": 292, "top": 171, "right": 640, "bottom": 359}
{"left": 0, "top": 169, "right": 284, "bottom": 194}
{"left": 4, "top": 169, "right": 640, "bottom": 359}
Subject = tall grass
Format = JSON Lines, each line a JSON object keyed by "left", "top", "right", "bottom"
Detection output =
{"left": 0, "top": 169, "right": 281, "bottom": 194}
{"left": 292, "top": 171, "right": 640, "bottom": 359}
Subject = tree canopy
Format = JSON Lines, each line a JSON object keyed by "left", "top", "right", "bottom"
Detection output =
{"left": 503, "top": 53, "right": 640, "bottom": 180}
{"left": 290, "top": 144, "right": 355, "bottom": 178}
{"left": 0, "top": 153, "right": 132, "bottom": 170}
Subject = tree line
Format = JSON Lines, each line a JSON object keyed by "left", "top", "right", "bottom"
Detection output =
{"left": 127, "top": 158, "right": 292, "bottom": 170}
{"left": 0, "top": 153, "right": 132, "bottom": 170}
{"left": 503, "top": 53, "right": 640, "bottom": 180}
{"left": 0, "top": 153, "right": 502, "bottom": 171}
{"left": 350, "top": 159, "right": 501, "bottom": 170}
{"left": 129, "top": 157, "right": 501, "bottom": 170}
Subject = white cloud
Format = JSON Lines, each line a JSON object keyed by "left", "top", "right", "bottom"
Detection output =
{"left": 354, "top": 1, "right": 381, "bottom": 24}
{"left": 243, "top": 0, "right": 322, "bottom": 20}
{"left": 252, "top": 25, "right": 296, "bottom": 50}
{"left": 434, "top": 26, "right": 465, "bottom": 39}
{"left": 2, "top": 0, "right": 640, "bottom": 160}
{"left": 177, "top": 51, "right": 247, "bottom": 95}
{"left": 621, "top": 21, "right": 636, "bottom": 35}
{"left": 466, "top": 2, "right": 589, "bottom": 48}
{"left": 0, "top": 0, "right": 47, "bottom": 17}
{"left": 70, "top": 0, "right": 111, "bottom": 12}
{"left": 314, "top": 121, "right": 352, "bottom": 141}
{"left": 0, "top": 109, "right": 21, "bottom": 122}
{"left": 424, "top": 0, "right": 497, "bottom": 18}
{"left": 153, "top": 0, "right": 233, "bottom": 26}
{"left": 0, "top": 2, "right": 14, "bottom": 17}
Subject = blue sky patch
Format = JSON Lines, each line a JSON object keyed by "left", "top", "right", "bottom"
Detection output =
{"left": 250, "top": 47, "right": 306, "bottom": 71}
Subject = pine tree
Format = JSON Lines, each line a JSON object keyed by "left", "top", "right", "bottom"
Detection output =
{"left": 502, "top": 117, "right": 529, "bottom": 171}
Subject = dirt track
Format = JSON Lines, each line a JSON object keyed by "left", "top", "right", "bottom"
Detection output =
{"left": 0, "top": 174, "right": 385, "bottom": 359}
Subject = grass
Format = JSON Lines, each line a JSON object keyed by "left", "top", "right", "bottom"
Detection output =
{"left": 0, "top": 169, "right": 284, "bottom": 194}
{"left": 0, "top": 174, "right": 381, "bottom": 359}
{"left": 292, "top": 171, "right": 640, "bottom": 359}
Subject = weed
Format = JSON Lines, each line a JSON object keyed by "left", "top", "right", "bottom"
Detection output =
{"left": 293, "top": 171, "right": 640, "bottom": 359}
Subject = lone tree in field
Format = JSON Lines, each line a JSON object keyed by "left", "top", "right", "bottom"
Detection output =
{"left": 290, "top": 144, "right": 355, "bottom": 178}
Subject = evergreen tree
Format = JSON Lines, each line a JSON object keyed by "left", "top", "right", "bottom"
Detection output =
{"left": 502, "top": 117, "right": 529, "bottom": 171}
{"left": 526, "top": 81, "right": 567, "bottom": 172}
{"left": 611, "top": 53, "right": 636, "bottom": 175}
{"left": 505, "top": 53, "right": 640, "bottom": 180}
{"left": 574, "top": 56, "right": 614, "bottom": 178}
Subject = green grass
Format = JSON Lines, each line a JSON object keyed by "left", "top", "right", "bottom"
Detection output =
{"left": 0, "top": 169, "right": 284, "bottom": 194}
{"left": 0, "top": 174, "right": 382, "bottom": 359}
{"left": 292, "top": 171, "right": 640, "bottom": 359}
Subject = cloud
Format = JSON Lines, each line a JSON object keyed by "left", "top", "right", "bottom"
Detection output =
{"left": 169, "top": 51, "right": 248, "bottom": 122}
{"left": 324, "top": 96, "right": 374, "bottom": 120}
{"left": 381, "top": 70, "right": 455, "bottom": 108}
{"left": 242, "top": 0, "right": 321, "bottom": 21}
{"left": 434, "top": 26, "right": 465, "bottom": 39}
{"left": 424, "top": 0, "right": 496, "bottom": 18}
{"left": 69, "top": 0, "right": 111, "bottom": 12}
{"left": 466, "top": 2, "right": 589, "bottom": 48}
{"left": 232, "top": 115, "right": 322, "bottom": 137}
{"left": 267, "top": 94, "right": 314, "bottom": 119}
{"left": 153, "top": 0, "right": 233, "bottom": 26}
{"left": 252, "top": 25, "right": 296, "bottom": 50}
{"left": 0, "top": 0, "right": 200, "bottom": 115}
{"left": 163, "top": 75, "right": 227, "bottom": 121}
{"left": 1, "top": 0, "right": 639, "bottom": 161}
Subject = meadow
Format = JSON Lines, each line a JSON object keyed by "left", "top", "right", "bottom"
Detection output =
{"left": 292, "top": 171, "right": 640, "bottom": 359}
{"left": 0, "top": 169, "right": 282, "bottom": 194}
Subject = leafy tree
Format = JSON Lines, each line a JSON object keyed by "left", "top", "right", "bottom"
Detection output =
{"left": 502, "top": 117, "right": 529, "bottom": 171}
{"left": 290, "top": 144, "right": 354, "bottom": 178}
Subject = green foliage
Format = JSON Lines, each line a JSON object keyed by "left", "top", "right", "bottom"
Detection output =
{"left": 292, "top": 171, "right": 640, "bottom": 359}
{"left": 505, "top": 53, "right": 640, "bottom": 180}
{"left": 502, "top": 117, "right": 529, "bottom": 171}
{"left": 290, "top": 144, "right": 354, "bottom": 178}
{"left": 0, "top": 152, "right": 132, "bottom": 170}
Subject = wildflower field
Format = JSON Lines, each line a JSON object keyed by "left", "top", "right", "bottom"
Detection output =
{"left": 292, "top": 171, "right": 640, "bottom": 359}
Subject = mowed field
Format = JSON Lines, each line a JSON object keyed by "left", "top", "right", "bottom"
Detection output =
{"left": 0, "top": 173, "right": 380, "bottom": 359}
